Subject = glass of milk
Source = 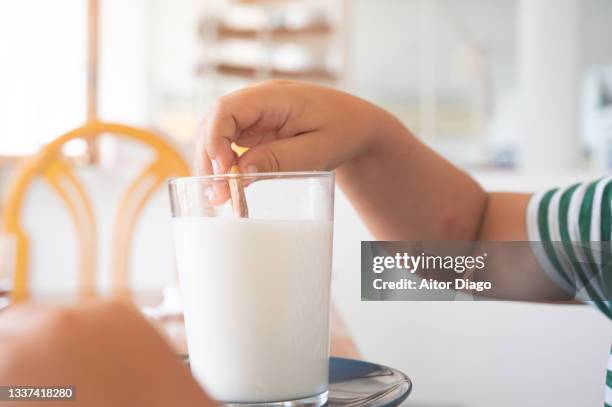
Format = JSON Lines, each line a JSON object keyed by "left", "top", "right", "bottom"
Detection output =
{"left": 168, "top": 171, "right": 334, "bottom": 407}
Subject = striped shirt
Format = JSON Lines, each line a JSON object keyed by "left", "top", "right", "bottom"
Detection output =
{"left": 527, "top": 176, "right": 612, "bottom": 406}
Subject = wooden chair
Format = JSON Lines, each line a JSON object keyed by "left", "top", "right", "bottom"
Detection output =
{"left": 2, "top": 120, "right": 190, "bottom": 301}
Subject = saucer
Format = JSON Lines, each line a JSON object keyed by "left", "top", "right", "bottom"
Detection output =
{"left": 328, "top": 357, "right": 411, "bottom": 406}
{"left": 182, "top": 356, "right": 412, "bottom": 406}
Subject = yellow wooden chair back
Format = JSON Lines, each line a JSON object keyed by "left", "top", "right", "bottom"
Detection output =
{"left": 2, "top": 121, "right": 190, "bottom": 301}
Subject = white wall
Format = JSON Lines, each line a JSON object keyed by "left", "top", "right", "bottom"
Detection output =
{"left": 99, "top": 0, "right": 151, "bottom": 125}
{"left": 348, "top": 0, "right": 517, "bottom": 104}
{"left": 348, "top": 0, "right": 612, "bottom": 104}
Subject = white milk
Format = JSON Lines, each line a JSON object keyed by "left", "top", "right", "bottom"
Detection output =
{"left": 172, "top": 217, "right": 333, "bottom": 403}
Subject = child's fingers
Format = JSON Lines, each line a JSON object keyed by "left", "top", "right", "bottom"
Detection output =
{"left": 196, "top": 81, "right": 343, "bottom": 205}
{"left": 195, "top": 130, "right": 214, "bottom": 175}
{"left": 198, "top": 105, "right": 236, "bottom": 175}
{"left": 199, "top": 83, "right": 299, "bottom": 173}
{"left": 194, "top": 138, "right": 232, "bottom": 206}
{"left": 208, "top": 151, "right": 241, "bottom": 206}
{"left": 233, "top": 132, "right": 278, "bottom": 149}
{"left": 209, "top": 178, "right": 231, "bottom": 206}
{"left": 237, "top": 131, "right": 336, "bottom": 174}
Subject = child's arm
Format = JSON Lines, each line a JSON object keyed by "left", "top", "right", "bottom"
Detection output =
{"left": 197, "top": 80, "right": 487, "bottom": 241}
{"left": 198, "top": 81, "right": 598, "bottom": 302}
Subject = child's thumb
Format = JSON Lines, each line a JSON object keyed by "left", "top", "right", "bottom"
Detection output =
{"left": 237, "top": 135, "right": 328, "bottom": 174}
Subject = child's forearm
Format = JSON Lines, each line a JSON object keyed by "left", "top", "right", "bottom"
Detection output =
{"left": 338, "top": 113, "right": 488, "bottom": 241}
{"left": 342, "top": 125, "right": 569, "bottom": 300}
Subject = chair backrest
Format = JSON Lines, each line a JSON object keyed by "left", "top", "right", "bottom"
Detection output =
{"left": 2, "top": 121, "right": 190, "bottom": 301}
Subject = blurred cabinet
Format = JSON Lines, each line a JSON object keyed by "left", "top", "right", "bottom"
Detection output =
{"left": 197, "top": 0, "right": 347, "bottom": 97}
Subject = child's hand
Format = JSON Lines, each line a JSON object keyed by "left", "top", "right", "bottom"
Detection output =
{"left": 197, "top": 80, "right": 391, "bottom": 174}
{"left": 196, "top": 81, "right": 398, "bottom": 202}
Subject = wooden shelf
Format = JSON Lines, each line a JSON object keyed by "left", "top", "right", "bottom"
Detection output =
{"left": 215, "top": 23, "right": 333, "bottom": 39}
{"left": 230, "top": 0, "right": 301, "bottom": 4}
{"left": 196, "top": 0, "right": 346, "bottom": 85}
{"left": 197, "top": 63, "right": 338, "bottom": 81}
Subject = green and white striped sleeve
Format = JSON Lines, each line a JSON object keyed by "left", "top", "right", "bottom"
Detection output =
{"left": 526, "top": 176, "right": 612, "bottom": 406}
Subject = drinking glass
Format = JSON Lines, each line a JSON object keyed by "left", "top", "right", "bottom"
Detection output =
{"left": 168, "top": 171, "right": 334, "bottom": 407}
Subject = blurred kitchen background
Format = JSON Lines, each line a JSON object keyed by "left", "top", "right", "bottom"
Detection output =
{"left": 1, "top": 0, "right": 612, "bottom": 406}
